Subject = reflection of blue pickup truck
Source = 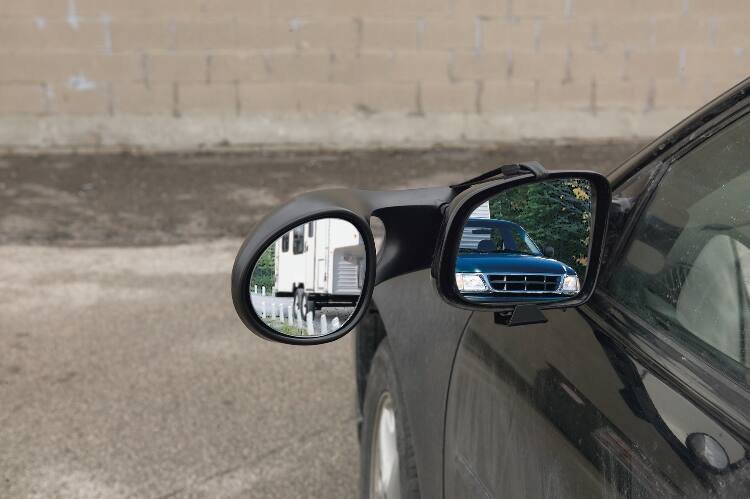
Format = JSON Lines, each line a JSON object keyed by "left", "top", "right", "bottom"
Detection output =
{"left": 455, "top": 218, "right": 580, "bottom": 300}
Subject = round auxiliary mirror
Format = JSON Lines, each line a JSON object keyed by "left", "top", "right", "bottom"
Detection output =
{"left": 247, "top": 217, "right": 367, "bottom": 338}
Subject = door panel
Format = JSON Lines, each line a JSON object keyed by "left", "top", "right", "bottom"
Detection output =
{"left": 445, "top": 307, "right": 750, "bottom": 498}
{"left": 445, "top": 313, "right": 604, "bottom": 498}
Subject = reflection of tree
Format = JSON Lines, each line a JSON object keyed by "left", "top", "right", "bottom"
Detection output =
{"left": 489, "top": 179, "right": 591, "bottom": 276}
{"left": 250, "top": 245, "right": 275, "bottom": 290}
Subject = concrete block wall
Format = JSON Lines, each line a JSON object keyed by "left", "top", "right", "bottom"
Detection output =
{"left": 0, "top": 0, "right": 747, "bottom": 150}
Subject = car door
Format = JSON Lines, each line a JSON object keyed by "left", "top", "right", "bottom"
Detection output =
{"left": 445, "top": 101, "right": 750, "bottom": 497}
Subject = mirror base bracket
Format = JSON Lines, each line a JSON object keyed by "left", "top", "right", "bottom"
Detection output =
{"left": 494, "top": 305, "right": 548, "bottom": 327}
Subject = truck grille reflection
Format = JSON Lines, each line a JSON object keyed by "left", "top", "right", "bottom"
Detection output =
{"left": 486, "top": 274, "right": 561, "bottom": 293}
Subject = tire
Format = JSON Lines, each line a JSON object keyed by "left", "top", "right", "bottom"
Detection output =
{"left": 359, "top": 339, "right": 420, "bottom": 499}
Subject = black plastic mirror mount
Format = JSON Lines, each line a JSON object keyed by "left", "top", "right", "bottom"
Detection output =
{"left": 232, "top": 192, "right": 377, "bottom": 345}
{"left": 432, "top": 168, "right": 612, "bottom": 319}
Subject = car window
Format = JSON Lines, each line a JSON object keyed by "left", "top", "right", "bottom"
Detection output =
{"left": 292, "top": 226, "right": 305, "bottom": 254}
{"left": 606, "top": 113, "right": 750, "bottom": 380}
{"left": 459, "top": 226, "right": 504, "bottom": 253}
{"left": 281, "top": 233, "right": 289, "bottom": 252}
{"left": 458, "top": 224, "right": 542, "bottom": 255}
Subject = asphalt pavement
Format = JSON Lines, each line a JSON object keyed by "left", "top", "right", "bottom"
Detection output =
{"left": 0, "top": 142, "right": 644, "bottom": 498}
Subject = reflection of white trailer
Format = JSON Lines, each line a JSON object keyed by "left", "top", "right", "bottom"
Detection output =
{"left": 461, "top": 201, "right": 492, "bottom": 249}
{"left": 274, "top": 218, "right": 365, "bottom": 317}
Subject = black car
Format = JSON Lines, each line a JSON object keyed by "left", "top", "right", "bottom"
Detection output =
{"left": 233, "top": 78, "right": 750, "bottom": 498}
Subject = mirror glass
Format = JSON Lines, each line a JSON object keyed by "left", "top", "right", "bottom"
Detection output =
{"left": 248, "top": 218, "right": 366, "bottom": 337}
{"left": 455, "top": 177, "right": 594, "bottom": 304}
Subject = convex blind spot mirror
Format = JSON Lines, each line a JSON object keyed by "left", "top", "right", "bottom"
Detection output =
{"left": 248, "top": 218, "right": 366, "bottom": 338}
{"left": 454, "top": 178, "right": 593, "bottom": 304}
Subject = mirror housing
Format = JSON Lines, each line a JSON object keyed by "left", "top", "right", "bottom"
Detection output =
{"left": 543, "top": 245, "right": 555, "bottom": 258}
{"left": 232, "top": 192, "right": 378, "bottom": 345}
{"left": 432, "top": 168, "right": 611, "bottom": 320}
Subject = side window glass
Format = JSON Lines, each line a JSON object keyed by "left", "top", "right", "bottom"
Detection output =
{"left": 606, "top": 113, "right": 750, "bottom": 380}
{"left": 292, "top": 226, "right": 305, "bottom": 254}
{"left": 281, "top": 233, "right": 289, "bottom": 252}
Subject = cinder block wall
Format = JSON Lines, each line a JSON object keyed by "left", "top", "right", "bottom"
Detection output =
{"left": 0, "top": 0, "right": 747, "bottom": 150}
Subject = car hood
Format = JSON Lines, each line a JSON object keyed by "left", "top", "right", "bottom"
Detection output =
{"left": 455, "top": 253, "right": 575, "bottom": 275}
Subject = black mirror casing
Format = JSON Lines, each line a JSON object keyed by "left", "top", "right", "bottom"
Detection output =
{"left": 231, "top": 187, "right": 453, "bottom": 344}
{"left": 231, "top": 191, "right": 378, "bottom": 345}
{"left": 432, "top": 170, "right": 612, "bottom": 313}
{"left": 543, "top": 246, "right": 555, "bottom": 258}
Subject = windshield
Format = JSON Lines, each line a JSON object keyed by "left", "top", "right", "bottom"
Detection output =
{"left": 459, "top": 222, "right": 542, "bottom": 256}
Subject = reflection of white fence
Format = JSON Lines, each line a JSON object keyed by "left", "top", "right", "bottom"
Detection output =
{"left": 296, "top": 306, "right": 304, "bottom": 329}
{"left": 259, "top": 299, "right": 345, "bottom": 336}
{"left": 306, "top": 311, "right": 314, "bottom": 335}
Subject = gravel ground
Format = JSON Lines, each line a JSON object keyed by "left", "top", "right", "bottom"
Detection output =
{"left": 0, "top": 141, "right": 646, "bottom": 498}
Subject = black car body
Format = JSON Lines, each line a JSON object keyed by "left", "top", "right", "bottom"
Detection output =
{"left": 354, "top": 79, "right": 750, "bottom": 498}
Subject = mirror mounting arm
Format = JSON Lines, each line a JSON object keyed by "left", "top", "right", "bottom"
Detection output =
{"left": 450, "top": 161, "right": 548, "bottom": 191}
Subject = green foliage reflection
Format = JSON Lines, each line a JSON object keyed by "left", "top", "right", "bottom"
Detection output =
{"left": 250, "top": 245, "right": 276, "bottom": 291}
{"left": 488, "top": 179, "right": 592, "bottom": 276}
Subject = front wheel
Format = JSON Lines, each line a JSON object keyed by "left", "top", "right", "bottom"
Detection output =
{"left": 360, "top": 340, "right": 420, "bottom": 499}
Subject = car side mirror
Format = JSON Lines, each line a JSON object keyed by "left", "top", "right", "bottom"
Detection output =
{"left": 433, "top": 168, "right": 611, "bottom": 325}
{"left": 232, "top": 163, "right": 611, "bottom": 342}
